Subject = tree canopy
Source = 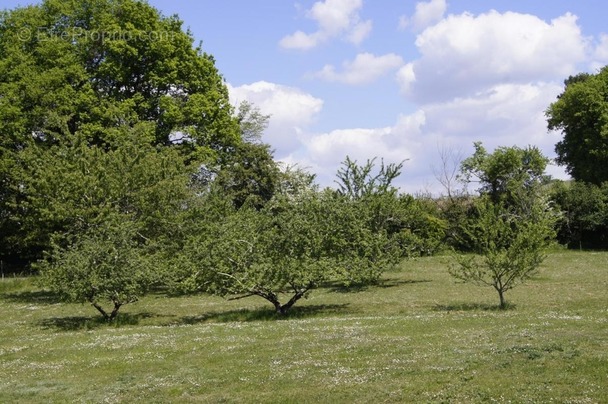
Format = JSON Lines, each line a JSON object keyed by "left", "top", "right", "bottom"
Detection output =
{"left": 0, "top": 0, "right": 243, "bottom": 268}
{"left": 460, "top": 142, "right": 549, "bottom": 206}
{"left": 547, "top": 67, "right": 608, "bottom": 184}
{"left": 0, "top": 0, "right": 239, "bottom": 153}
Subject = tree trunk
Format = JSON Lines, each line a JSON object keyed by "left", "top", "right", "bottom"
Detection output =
{"left": 90, "top": 301, "right": 122, "bottom": 321}
{"left": 109, "top": 302, "right": 122, "bottom": 320}
{"left": 498, "top": 289, "right": 506, "bottom": 310}
{"left": 91, "top": 301, "right": 110, "bottom": 320}
{"left": 255, "top": 287, "right": 309, "bottom": 316}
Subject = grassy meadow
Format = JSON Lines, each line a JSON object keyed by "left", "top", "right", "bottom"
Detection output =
{"left": 0, "top": 250, "right": 606, "bottom": 403}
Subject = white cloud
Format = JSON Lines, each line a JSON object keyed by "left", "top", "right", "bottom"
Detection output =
{"left": 399, "top": 0, "right": 447, "bottom": 32}
{"left": 280, "top": 0, "right": 372, "bottom": 50}
{"left": 238, "top": 8, "right": 583, "bottom": 194}
{"left": 228, "top": 81, "right": 324, "bottom": 152}
{"left": 591, "top": 33, "right": 608, "bottom": 70}
{"left": 398, "top": 11, "right": 588, "bottom": 103}
{"left": 314, "top": 52, "right": 404, "bottom": 85}
{"left": 279, "top": 31, "right": 321, "bottom": 51}
{"left": 348, "top": 20, "right": 373, "bottom": 45}
{"left": 281, "top": 81, "right": 567, "bottom": 194}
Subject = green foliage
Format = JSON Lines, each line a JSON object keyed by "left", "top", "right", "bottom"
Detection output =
{"left": 335, "top": 156, "right": 405, "bottom": 199}
{"left": 450, "top": 197, "right": 557, "bottom": 309}
{"left": 550, "top": 181, "right": 608, "bottom": 249}
{"left": 460, "top": 142, "right": 549, "bottom": 205}
{"left": 0, "top": 0, "right": 239, "bottom": 151}
{"left": 0, "top": 0, "right": 240, "bottom": 267}
{"left": 437, "top": 196, "right": 477, "bottom": 251}
{"left": 214, "top": 142, "right": 280, "bottom": 210}
{"left": 175, "top": 191, "right": 401, "bottom": 314}
{"left": 547, "top": 67, "right": 608, "bottom": 184}
{"left": 333, "top": 156, "right": 445, "bottom": 257}
{"left": 38, "top": 219, "right": 157, "bottom": 320}
{"left": 13, "top": 128, "right": 192, "bottom": 261}
{"left": 363, "top": 193, "right": 446, "bottom": 257}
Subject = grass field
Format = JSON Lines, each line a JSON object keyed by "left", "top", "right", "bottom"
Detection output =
{"left": 0, "top": 250, "right": 606, "bottom": 403}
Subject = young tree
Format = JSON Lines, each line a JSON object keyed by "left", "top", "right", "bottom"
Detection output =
{"left": 546, "top": 67, "right": 608, "bottom": 184}
{"left": 39, "top": 219, "right": 157, "bottom": 320}
{"left": 449, "top": 198, "right": 556, "bottom": 309}
{"left": 451, "top": 144, "right": 557, "bottom": 308}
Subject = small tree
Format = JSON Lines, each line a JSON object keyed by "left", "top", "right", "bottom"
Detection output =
{"left": 39, "top": 219, "right": 156, "bottom": 320}
{"left": 451, "top": 144, "right": 557, "bottom": 308}
{"left": 449, "top": 197, "right": 556, "bottom": 309}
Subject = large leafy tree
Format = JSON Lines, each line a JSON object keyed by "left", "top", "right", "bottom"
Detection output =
{"left": 0, "top": 0, "right": 239, "bottom": 151}
{"left": 546, "top": 67, "right": 608, "bottom": 184}
{"left": 0, "top": 0, "right": 241, "bottom": 267}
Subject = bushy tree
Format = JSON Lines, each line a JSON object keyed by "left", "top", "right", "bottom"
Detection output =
{"left": 14, "top": 128, "right": 192, "bottom": 261}
{"left": 449, "top": 198, "right": 556, "bottom": 309}
{"left": 460, "top": 142, "right": 549, "bottom": 206}
{"left": 334, "top": 156, "right": 445, "bottom": 256}
{"left": 547, "top": 67, "right": 608, "bottom": 184}
{"left": 39, "top": 219, "right": 157, "bottom": 320}
{"left": 550, "top": 181, "right": 608, "bottom": 249}
{"left": 175, "top": 191, "right": 400, "bottom": 315}
{"left": 214, "top": 142, "right": 280, "bottom": 210}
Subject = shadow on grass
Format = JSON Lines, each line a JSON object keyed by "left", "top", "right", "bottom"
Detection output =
{"left": 433, "top": 302, "right": 517, "bottom": 312}
{"left": 1, "top": 289, "right": 63, "bottom": 304}
{"left": 180, "top": 303, "right": 351, "bottom": 325}
{"left": 328, "top": 279, "right": 432, "bottom": 294}
{"left": 38, "top": 312, "right": 157, "bottom": 331}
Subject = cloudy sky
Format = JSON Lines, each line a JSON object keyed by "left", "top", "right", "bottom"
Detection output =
{"left": 5, "top": 0, "right": 608, "bottom": 193}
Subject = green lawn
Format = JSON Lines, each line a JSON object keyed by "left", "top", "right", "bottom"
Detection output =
{"left": 0, "top": 251, "right": 606, "bottom": 403}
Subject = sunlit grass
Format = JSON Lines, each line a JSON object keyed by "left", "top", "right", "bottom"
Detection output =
{"left": 0, "top": 251, "right": 606, "bottom": 402}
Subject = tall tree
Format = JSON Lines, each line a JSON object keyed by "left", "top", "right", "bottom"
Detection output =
{"left": 0, "top": 0, "right": 241, "bottom": 267}
{"left": 459, "top": 142, "right": 549, "bottom": 207}
{"left": 546, "top": 67, "right": 608, "bottom": 184}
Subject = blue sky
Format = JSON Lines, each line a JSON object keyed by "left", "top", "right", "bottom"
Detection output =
{"left": 4, "top": 0, "right": 608, "bottom": 193}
